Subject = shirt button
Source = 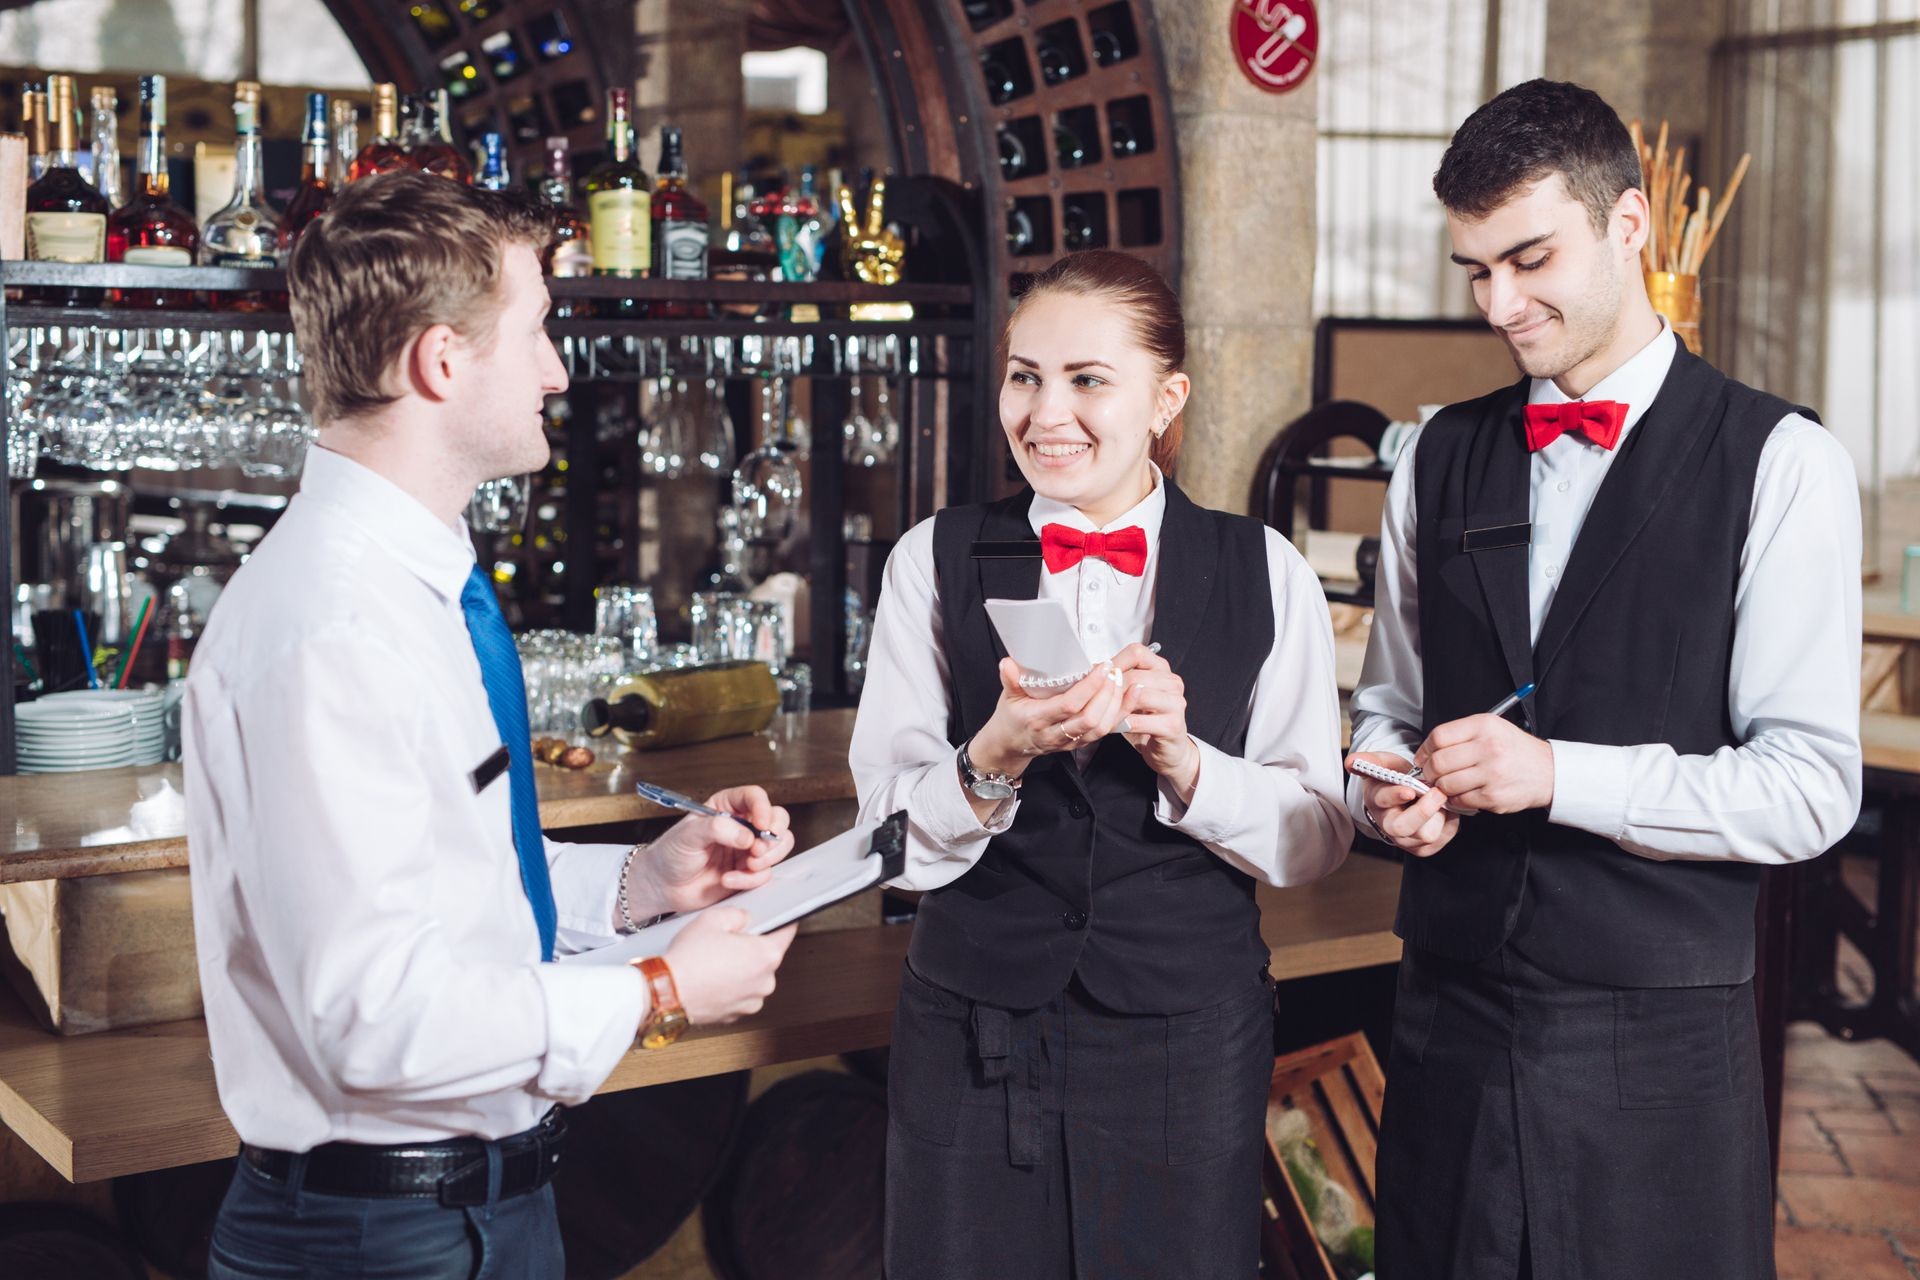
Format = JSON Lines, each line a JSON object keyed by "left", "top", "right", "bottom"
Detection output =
{"left": 1545, "top": 564, "right": 1560, "bottom": 579}
{"left": 1061, "top": 910, "right": 1089, "bottom": 931}
{"left": 1086, "top": 622, "right": 1101, "bottom": 635}
{"left": 1087, "top": 578, "right": 1102, "bottom": 592}
{"left": 1556, "top": 480, "right": 1571, "bottom": 493}
{"left": 1068, "top": 799, "right": 1090, "bottom": 818}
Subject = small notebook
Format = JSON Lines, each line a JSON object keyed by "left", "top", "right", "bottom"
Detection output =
{"left": 985, "top": 597, "right": 1092, "bottom": 690}
{"left": 561, "top": 811, "right": 907, "bottom": 963}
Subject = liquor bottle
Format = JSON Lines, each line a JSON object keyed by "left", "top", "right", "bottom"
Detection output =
{"left": 535, "top": 137, "right": 590, "bottom": 316}
{"left": 107, "top": 74, "right": 200, "bottom": 309}
{"left": 347, "top": 83, "right": 410, "bottom": 182}
{"left": 406, "top": 89, "right": 471, "bottom": 183}
{"left": 23, "top": 82, "right": 48, "bottom": 180}
{"left": 651, "top": 124, "right": 708, "bottom": 317}
{"left": 476, "top": 130, "right": 509, "bottom": 191}
{"left": 329, "top": 99, "right": 358, "bottom": 188}
{"left": 583, "top": 88, "right": 649, "bottom": 316}
{"left": 25, "top": 75, "right": 111, "bottom": 307}
{"left": 283, "top": 92, "right": 334, "bottom": 241}
{"left": 200, "top": 81, "right": 285, "bottom": 312}
{"left": 582, "top": 661, "right": 781, "bottom": 751}
{"left": 88, "top": 86, "right": 124, "bottom": 207}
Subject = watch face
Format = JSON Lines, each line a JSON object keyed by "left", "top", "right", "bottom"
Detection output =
{"left": 970, "top": 778, "right": 1017, "bottom": 802}
{"left": 641, "top": 1009, "right": 690, "bottom": 1050}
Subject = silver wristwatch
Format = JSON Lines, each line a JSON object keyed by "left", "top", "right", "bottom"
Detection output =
{"left": 958, "top": 742, "right": 1021, "bottom": 802}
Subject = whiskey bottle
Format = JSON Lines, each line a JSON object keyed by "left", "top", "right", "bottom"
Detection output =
{"left": 347, "top": 83, "right": 411, "bottom": 182}
{"left": 583, "top": 88, "right": 649, "bottom": 316}
{"left": 106, "top": 74, "right": 200, "bottom": 309}
{"left": 24, "top": 75, "right": 111, "bottom": 307}
{"left": 283, "top": 92, "right": 334, "bottom": 241}
{"left": 651, "top": 124, "right": 708, "bottom": 317}
{"left": 406, "top": 89, "right": 472, "bottom": 183}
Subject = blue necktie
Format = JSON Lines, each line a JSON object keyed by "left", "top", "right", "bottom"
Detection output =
{"left": 460, "top": 566, "right": 558, "bottom": 961}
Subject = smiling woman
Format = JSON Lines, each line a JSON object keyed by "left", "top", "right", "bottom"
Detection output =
{"left": 848, "top": 248, "right": 1355, "bottom": 1278}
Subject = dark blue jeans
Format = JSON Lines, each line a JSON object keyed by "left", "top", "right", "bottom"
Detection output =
{"left": 207, "top": 1150, "right": 564, "bottom": 1280}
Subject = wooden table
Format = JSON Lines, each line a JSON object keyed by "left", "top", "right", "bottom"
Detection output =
{"left": 0, "top": 854, "right": 1404, "bottom": 1183}
{"left": 0, "top": 710, "right": 860, "bottom": 883}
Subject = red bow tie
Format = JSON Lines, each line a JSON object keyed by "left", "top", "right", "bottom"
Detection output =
{"left": 1523, "top": 400, "right": 1628, "bottom": 451}
{"left": 1039, "top": 523, "right": 1149, "bottom": 576}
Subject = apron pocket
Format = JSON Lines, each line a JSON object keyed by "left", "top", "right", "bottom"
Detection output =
{"left": 888, "top": 962, "right": 972, "bottom": 1146}
{"left": 1613, "top": 985, "right": 1737, "bottom": 1110}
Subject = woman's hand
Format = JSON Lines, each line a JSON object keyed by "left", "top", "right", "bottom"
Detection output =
{"left": 967, "top": 658, "right": 1131, "bottom": 777}
{"left": 1110, "top": 643, "right": 1199, "bottom": 801}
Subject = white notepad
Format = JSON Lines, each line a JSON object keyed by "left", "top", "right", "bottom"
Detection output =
{"left": 561, "top": 812, "right": 907, "bottom": 963}
{"left": 985, "top": 597, "right": 1093, "bottom": 690}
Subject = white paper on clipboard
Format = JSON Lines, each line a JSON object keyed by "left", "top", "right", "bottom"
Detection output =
{"left": 984, "top": 597, "right": 1093, "bottom": 690}
{"left": 561, "top": 812, "right": 907, "bottom": 964}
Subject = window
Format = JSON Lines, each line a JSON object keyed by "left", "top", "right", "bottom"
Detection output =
{"left": 1713, "top": 3, "right": 1919, "bottom": 579}
{"left": 1315, "top": 0, "right": 1547, "bottom": 318}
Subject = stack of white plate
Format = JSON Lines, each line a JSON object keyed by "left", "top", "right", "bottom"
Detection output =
{"left": 17, "top": 689, "right": 169, "bottom": 772}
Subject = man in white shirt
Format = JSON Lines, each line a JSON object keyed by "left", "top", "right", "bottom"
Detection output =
{"left": 1347, "top": 81, "right": 1861, "bottom": 1279}
{"left": 186, "top": 171, "right": 798, "bottom": 1280}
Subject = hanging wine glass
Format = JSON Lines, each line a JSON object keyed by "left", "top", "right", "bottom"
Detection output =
{"left": 698, "top": 373, "right": 734, "bottom": 474}
{"left": 730, "top": 376, "right": 803, "bottom": 543}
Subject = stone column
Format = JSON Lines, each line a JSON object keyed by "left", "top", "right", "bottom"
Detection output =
{"left": 1150, "top": 2, "right": 1317, "bottom": 517}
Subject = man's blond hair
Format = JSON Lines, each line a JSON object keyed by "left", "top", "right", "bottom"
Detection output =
{"left": 288, "top": 170, "right": 553, "bottom": 424}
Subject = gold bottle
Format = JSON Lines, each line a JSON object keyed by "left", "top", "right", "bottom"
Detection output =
{"left": 583, "top": 660, "right": 780, "bottom": 750}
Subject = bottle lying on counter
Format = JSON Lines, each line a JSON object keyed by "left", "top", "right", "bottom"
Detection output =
{"left": 581, "top": 660, "right": 780, "bottom": 751}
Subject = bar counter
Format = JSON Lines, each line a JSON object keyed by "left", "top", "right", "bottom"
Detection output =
{"left": 0, "top": 709, "right": 864, "bottom": 884}
{"left": 0, "top": 705, "right": 1406, "bottom": 1182}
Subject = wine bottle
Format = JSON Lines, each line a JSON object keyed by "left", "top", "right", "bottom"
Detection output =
{"left": 583, "top": 88, "right": 650, "bottom": 317}
{"left": 107, "top": 74, "right": 200, "bottom": 309}
{"left": 24, "top": 75, "right": 111, "bottom": 307}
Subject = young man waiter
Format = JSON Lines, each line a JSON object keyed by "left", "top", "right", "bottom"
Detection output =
{"left": 1348, "top": 80, "right": 1862, "bottom": 1280}
{"left": 184, "top": 172, "right": 798, "bottom": 1279}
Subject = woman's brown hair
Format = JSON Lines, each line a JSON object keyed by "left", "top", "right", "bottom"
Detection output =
{"left": 1003, "top": 250, "right": 1186, "bottom": 475}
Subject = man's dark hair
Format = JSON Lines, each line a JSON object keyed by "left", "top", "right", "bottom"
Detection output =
{"left": 1433, "top": 79, "right": 1642, "bottom": 234}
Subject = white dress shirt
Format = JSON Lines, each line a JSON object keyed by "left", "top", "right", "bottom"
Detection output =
{"left": 185, "top": 447, "right": 645, "bottom": 1151}
{"left": 851, "top": 466, "right": 1353, "bottom": 890}
{"left": 1348, "top": 323, "right": 1864, "bottom": 863}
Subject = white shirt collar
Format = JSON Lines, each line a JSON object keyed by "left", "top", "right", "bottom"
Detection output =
{"left": 298, "top": 446, "right": 477, "bottom": 602}
{"left": 1026, "top": 461, "right": 1168, "bottom": 541}
{"left": 1527, "top": 320, "right": 1677, "bottom": 444}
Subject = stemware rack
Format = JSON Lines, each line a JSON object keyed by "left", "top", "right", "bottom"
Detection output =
{"left": 1, "top": 216, "right": 989, "bottom": 771}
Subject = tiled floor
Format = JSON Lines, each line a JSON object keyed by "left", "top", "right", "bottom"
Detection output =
{"left": 1776, "top": 1021, "right": 1920, "bottom": 1279}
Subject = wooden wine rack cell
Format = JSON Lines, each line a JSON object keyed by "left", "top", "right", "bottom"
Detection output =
{"left": 957, "top": 0, "right": 1182, "bottom": 301}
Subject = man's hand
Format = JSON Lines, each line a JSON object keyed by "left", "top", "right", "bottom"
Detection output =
{"left": 661, "top": 909, "right": 797, "bottom": 1025}
{"left": 639, "top": 785, "right": 795, "bottom": 917}
{"left": 1415, "top": 714, "right": 1554, "bottom": 815}
{"left": 1347, "top": 751, "right": 1459, "bottom": 858}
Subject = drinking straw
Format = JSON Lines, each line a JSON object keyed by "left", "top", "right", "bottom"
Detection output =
{"left": 113, "top": 596, "right": 154, "bottom": 689}
{"left": 71, "top": 609, "right": 99, "bottom": 689}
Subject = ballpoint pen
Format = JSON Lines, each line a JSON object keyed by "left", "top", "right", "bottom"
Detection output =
{"left": 633, "top": 780, "right": 778, "bottom": 842}
{"left": 1410, "top": 683, "right": 1535, "bottom": 779}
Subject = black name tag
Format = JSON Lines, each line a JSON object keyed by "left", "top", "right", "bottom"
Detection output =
{"left": 470, "top": 744, "right": 511, "bottom": 794}
{"left": 970, "top": 540, "right": 1045, "bottom": 559}
{"left": 1461, "top": 522, "right": 1532, "bottom": 553}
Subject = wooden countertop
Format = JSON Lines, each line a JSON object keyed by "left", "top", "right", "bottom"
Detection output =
{"left": 0, "top": 710, "right": 859, "bottom": 884}
{"left": 0, "top": 853, "right": 1404, "bottom": 1183}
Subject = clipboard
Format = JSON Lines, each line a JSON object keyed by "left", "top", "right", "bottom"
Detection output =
{"left": 561, "top": 811, "right": 908, "bottom": 964}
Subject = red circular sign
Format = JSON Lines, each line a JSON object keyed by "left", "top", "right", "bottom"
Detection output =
{"left": 1231, "top": 0, "right": 1319, "bottom": 95}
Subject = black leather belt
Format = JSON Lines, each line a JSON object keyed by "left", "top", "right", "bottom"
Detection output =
{"left": 241, "top": 1108, "right": 567, "bottom": 1206}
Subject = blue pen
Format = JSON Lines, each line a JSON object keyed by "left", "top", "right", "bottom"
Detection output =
{"left": 1487, "top": 682, "right": 1535, "bottom": 719}
{"left": 634, "top": 780, "right": 778, "bottom": 842}
{"left": 1410, "top": 683, "right": 1534, "bottom": 780}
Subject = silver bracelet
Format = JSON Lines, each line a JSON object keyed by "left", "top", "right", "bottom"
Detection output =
{"left": 615, "top": 842, "right": 659, "bottom": 934}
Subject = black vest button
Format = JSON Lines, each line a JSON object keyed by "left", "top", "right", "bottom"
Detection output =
{"left": 1068, "top": 800, "right": 1090, "bottom": 818}
{"left": 1061, "top": 910, "right": 1088, "bottom": 931}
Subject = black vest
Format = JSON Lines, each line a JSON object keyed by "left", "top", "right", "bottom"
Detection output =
{"left": 915, "top": 482, "right": 1275, "bottom": 1013}
{"left": 1402, "top": 345, "right": 1814, "bottom": 987}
